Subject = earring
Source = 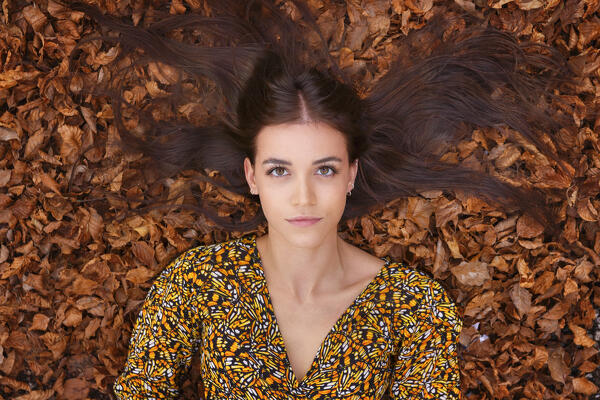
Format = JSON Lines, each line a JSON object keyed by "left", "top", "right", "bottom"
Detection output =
{"left": 347, "top": 183, "right": 354, "bottom": 197}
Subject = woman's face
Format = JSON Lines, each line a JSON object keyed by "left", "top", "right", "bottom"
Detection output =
{"left": 243, "top": 122, "right": 358, "bottom": 247}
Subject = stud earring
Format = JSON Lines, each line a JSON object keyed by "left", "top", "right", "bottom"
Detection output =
{"left": 347, "top": 183, "right": 354, "bottom": 197}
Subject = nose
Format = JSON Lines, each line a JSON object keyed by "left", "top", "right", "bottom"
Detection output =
{"left": 291, "top": 175, "right": 316, "bottom": 206}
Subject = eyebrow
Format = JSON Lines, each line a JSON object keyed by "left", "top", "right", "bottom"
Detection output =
{"left": 261, "top": 156, "right": 343, "bottom": 166}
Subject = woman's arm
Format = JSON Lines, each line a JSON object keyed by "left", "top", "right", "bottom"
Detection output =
{"left": 388, "top": 273, "right": 463, "bottom": 399}
{"left": 113, "top": 246, "right": 212, "bottom": 399}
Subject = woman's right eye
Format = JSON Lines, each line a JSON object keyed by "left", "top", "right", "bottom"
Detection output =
{"left": 268, "top": 166, "right": 288, "bottom": 177}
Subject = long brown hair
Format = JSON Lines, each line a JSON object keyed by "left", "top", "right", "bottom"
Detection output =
{"left": 68, "top": 0, "right": 577, "bottom": 237}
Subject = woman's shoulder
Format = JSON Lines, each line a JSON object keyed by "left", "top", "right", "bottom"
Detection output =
{"left": 156, "top": 234, "right": 254, "bottom": 288}
{"left": 181, "top": 233, "right": 254, "bottom": 257}
{"left": 388, "top": 262, "right": 455, "bottom": 302}
{"left": 387, "top": 262, "right": 462, "bottom": 329}
{"left": 170, "top": 233, "right": 257, "bottom": 273}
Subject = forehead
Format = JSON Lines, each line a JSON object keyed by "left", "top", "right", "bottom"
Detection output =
{"left": 255, "top": 122, "right": 348, "bottom": 160}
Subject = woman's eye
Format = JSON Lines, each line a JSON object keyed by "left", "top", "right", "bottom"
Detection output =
{"left": 318, "top": 166, "right": 336, "bottom": 176}
{"left": 268, "top": 166, "right": 288, "bottom": 177}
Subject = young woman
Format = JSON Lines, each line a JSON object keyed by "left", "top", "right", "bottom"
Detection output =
{"left": 70, "top": 1, "right": 576, "bottom": 398}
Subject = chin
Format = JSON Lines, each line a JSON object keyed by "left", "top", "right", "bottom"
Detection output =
{"left": 271, "top": 221, "right": 338, "bottom": 248}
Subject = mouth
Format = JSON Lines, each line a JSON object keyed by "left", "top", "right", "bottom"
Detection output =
{"left": 286, "top": 217, "right": 322, "bottom": 226}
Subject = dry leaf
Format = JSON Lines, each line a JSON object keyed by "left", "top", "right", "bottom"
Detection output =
{"left": 509, "top": 283, "right": 531, "bottom": 318}
{"left": 29, "top": 314, "right": 50, "bottom": 331}
{"left": 62, "top": 378, "right": 90, "bottom": 400}
{"left": 548, "top": 347, "right": 568, "bottom": 384}
{"left": 125, "top": 266, "right": 155, "bottom": 284}
{"left": 569, "top": 322, "right": 597, "bottom": 347}
{"left": 572, "top": 377, "right": 599, "bottom": 395}
{"left": 516, "top": 258, "right": 534, "bottom": 288}
{"left": 451, "top": 261, "right": 490, "bottom": 286}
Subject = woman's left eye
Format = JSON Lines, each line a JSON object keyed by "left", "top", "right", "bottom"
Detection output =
{"left": 318, "top": 166, "right": 336, "bottom": 176}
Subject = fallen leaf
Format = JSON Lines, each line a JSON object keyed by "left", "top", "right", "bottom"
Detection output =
{"left": 569, "top": 322, "right": 597, "bottom": 347}
{"left": 548, "top": 347, "right": 568, "bottom": 384}
{"left": 63, "top": 378, "right": 89, "bottom": 400}
{"left": 572, "top": 377, "right": 599, "bottom": 395}
{"left": 29, "top": 314, "right": 50, "bottom": 331}
{"left": 125, "top": 266, "right": 155, "bottom": 284}
{"left": 509, "top": 283, "right": 531, "bottom": 318}
{"left": 451, "top": 261, "right": 490, "bottom": 286}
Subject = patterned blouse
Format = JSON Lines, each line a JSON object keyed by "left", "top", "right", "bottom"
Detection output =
{"left": 113, "top": 233, "right": 462, "bottom": 399}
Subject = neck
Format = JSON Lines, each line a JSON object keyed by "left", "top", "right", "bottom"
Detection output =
{"left": 256, "top": 229, "right": 350, "bottom": 302}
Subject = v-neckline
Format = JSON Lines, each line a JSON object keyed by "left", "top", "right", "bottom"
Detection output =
{"left": 248, "top": 234, "right": 391, "bottom": 387}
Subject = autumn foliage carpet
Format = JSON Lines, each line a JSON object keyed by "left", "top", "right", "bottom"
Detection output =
{"left": 1, "top": 0, "right": 599, "bottom": 399}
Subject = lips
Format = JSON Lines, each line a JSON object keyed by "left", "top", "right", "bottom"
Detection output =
{"left": 286, "top": 217, "right": 322, "bottom": 226}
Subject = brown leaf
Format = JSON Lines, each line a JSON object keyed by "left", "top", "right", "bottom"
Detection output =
{"left": 86, "top": 207, "right": 104, "bottom": 242}
{"left": 0, "top": 256, "right": 26, "bottom": 279}
{"left": 464, "top": 291, "right": 494, "bottom": 317}
{"left": 407, "top": 197, "right": 433, "bottom": 229}
{"left": 22, "top": 5, "right": 47, "bottom": 32}
{"left": 40, "top": 332, "right": 67, "bottom": 359}
{"left": 74, "top": 296, "right": 103, "bottom": 311}
{"left": 451, "top": 261, "right": 490, "bottom": 286}
{"left": 0, "top": 169, "right": 10, "bottom": 186}
{"left": 339, "top": 47, "right": 354, "bottom": 69}
{"left": 0, "top": 126, "right": 19, "bottom": 141}
{"left": 62, "top": 308, "right": 82, "bottom": 327}
{"left": 563, "top": 278, "right": 579, "bottom": 297}
{"left": 516, "top": 258, "right": 534, "bottom": 288}
{"left": 514, "top": 0, "right": 544, "bottom": 10}
{"left": 93, "top": 46, "right": 119, "bottom": 65}
{"left": 404, "top": 0, "right": 433, "bottom": 13}
{"left": 569, "top": 322, "right": 597, "bottom": 347}
{"left": 10, "top": 196, "right": 36, "bottom": 219}
{"left": 572, "top": 377, "right": 599, "bottom": 395}
{"left": 493, "top": 143, "right": 521, "bottom": 169}
{"left": 125, "top": 266, "right": 155, "bottom": 284}
{"left": 57, "top": 125, "right": 82, "bottom": 164}
{"left": 532, "top": 346, "right": 548, "bottom": 370}
{"left": 432, "top": 238, "right": 449, "bottom": 278}
{"left": 39, "top": 172, "right": 62, "bottom": 194}
{"left": 532, "top": 270, "right": 555, "bottom": 294}
{"left": 24, "top": 129, "right": 48, "bottom": 159}
{"left": 84, "top": 318, "right": 101, "bottom": 339}
{"left": 516, "top": 214, "right": 545, "bottom": 238}
{"left": 577, "top": 17, "right": 600, "bottom": 47}
{"left": 434, "top": 199, "right": 462, "bottom": 228}
{"left": 29, "top": 314, "right": 50, "bottom": 331}
{"left": 576, "top": 198, "right": 598, "bottom": 221}
{"left": 148, "top": 61, "right": 180, "bottom": 85}
{"left": 542, "top": 301, "right": 570, "bottom": 320}
{"left": 62, "top": 378, "right": 89, "bottom": 400}
{"left": 67, "top": 275, "right": 98, "bottom": 296}
{"left": 573, "top": 260, "right": 593, "bottom": 282}
{"left": 509, "top": 283, "right": 531, "bottom": 318}
{"left": 548, "top": 347, "right": 568, "bottom": 384}
{"left": 360, "top": 216, "right": 374, "bottom": 241}
{"left": 131, "top": 241, "right": 156, "bottom": 268}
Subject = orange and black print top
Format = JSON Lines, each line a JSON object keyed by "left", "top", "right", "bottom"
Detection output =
{"left": 113, "top": 233, "right": 462, "bottom": 399}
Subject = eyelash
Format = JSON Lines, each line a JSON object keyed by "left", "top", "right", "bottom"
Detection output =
{"left": 267, "top": 165, "right": 337, "bottom": 177}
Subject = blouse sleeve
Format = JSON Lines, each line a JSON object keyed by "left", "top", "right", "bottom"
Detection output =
{"left": 388, "top": 274, "right": 462, "bottom": 399}
{"left": 112, "top": 246, "right": 211, "bottom": 400}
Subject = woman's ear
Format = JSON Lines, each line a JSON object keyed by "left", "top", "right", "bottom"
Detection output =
{"left": 349, "top": 158, "right": 359, "bottom": 187}
{"left": 244, "top": 157, "right": 257, "bottom": 194}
